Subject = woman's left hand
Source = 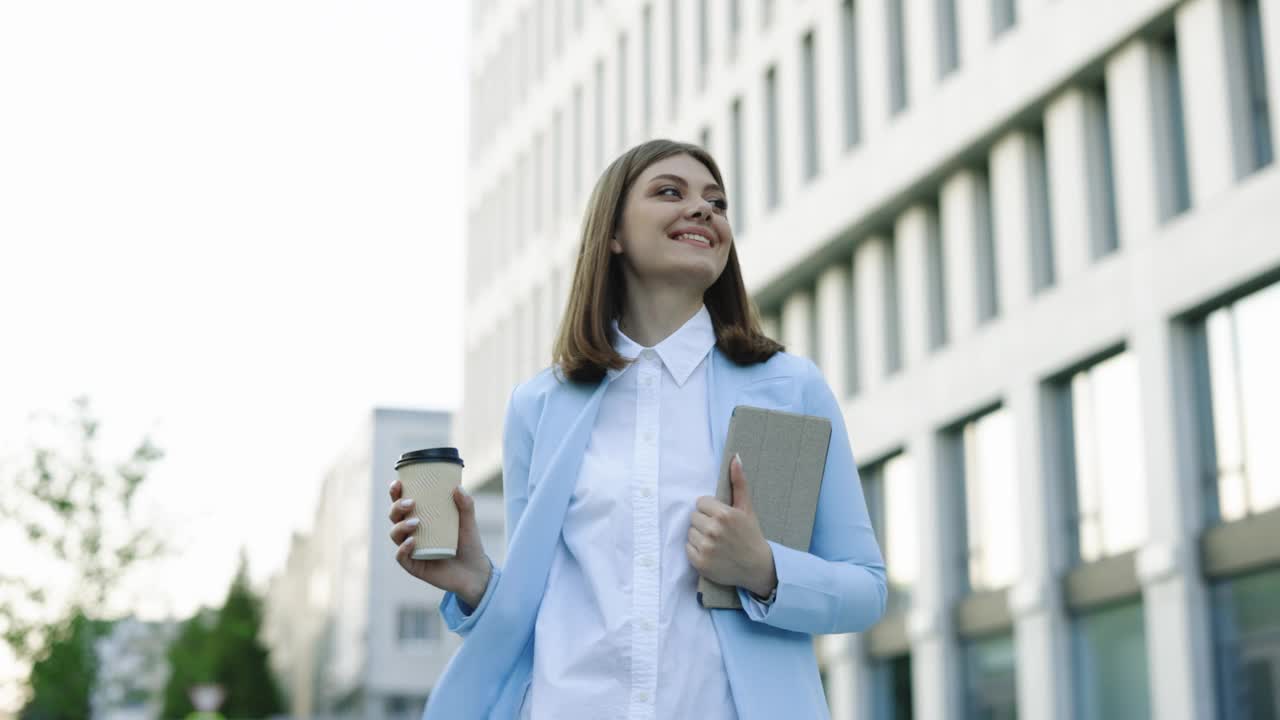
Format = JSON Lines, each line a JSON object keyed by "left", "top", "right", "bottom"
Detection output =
{"left": 687, "top": 454, "right": 778, "bottom": 597}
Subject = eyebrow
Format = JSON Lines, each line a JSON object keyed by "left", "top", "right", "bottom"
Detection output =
{"left": 648, "top": 173, "right": 725, "bottom": 195}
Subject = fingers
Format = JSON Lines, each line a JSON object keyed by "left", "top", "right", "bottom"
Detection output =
{"left": 389, "top": 518, "right": 420, "bottom": 546}
{"left": 454, "top": 487, "right": 476, "bottom": 529}
{"left": 389, "top": 478, "right": 402, "bottom": 501}
{"left": 689, "top": 512, "right": 719, "bottom": 538}
{"left": 389, "top": 496, "right": 413, "bottom": 522}
{"left": 395, "top": 531, "right": 416, "bottom": 566}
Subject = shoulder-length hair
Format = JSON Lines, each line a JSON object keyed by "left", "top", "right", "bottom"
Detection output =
{"left": 552, "top": 138, "right": 784, "bottom": 384}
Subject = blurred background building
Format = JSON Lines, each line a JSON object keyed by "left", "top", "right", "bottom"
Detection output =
{"left": 262, "top": 408, "right": 506, "bottom": 719}
{"left": 461, "top": 0, "right": 1279, "bottom": 718}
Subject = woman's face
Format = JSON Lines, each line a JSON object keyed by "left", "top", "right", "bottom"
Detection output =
{"left": 610, "top": 153, "right": 733, "bottom": 293}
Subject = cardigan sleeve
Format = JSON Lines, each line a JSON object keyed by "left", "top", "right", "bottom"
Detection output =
{"left": 739, "top": 359, "right": 888, "bottom": 634}
{"left": 440, "top": 384, "right": 536, "bottom": 637}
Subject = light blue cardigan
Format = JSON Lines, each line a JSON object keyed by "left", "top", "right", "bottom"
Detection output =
{"left": 424, "top": 348, "right": 887, "bottom": 719}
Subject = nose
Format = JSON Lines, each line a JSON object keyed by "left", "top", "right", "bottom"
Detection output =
{"left": 687, "top": 196, "right": 714, "bottom": 220}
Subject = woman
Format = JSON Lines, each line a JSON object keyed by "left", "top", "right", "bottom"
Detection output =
{"left": 388, "top": 139, "right": 887, "bottom": 719}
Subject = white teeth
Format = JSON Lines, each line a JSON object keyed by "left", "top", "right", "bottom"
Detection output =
{"left": 674, "top": 233, "right": 711, "bottom": 246}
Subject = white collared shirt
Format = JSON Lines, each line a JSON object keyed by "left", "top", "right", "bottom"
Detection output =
{"left": 526, "top": 305, "right": 739, "bottom": 720}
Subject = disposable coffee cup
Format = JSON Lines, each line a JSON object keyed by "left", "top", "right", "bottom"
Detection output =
{"left": 395, "top": 447, "right": 465, "bottom": 560}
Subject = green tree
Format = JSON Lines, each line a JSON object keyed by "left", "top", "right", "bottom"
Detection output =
{"left": 18, "top": 612, "right": 110, "bottom": 720}
{"left": 160, "top": 554, "right": 283, "bottom": 719}
{"left": 0, "top": 396, "right": 165, "bottom": 712}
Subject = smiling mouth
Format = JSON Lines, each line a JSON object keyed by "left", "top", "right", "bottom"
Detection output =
{"left": 671, "top": 232, "right": 713, "bottom": 248}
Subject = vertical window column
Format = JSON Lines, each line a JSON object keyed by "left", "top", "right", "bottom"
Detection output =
{"left": 841, "top": 0, "right": 864, "bottom": 148}
{"left": 939, "top": 170, "right": 983, "bottom": 340}
{"left": 1151, "top": 30, "right": 1194, "bottom": 221}
{"left": 730, "top": 97, "right": 747, "bottom": 234}
{"left": 815, "top": 264, "right": 852, "bottom": 400}
{"left": 764, "top": 65, "right": 783, "bottom": 209}
{"left": 1132, "top": 315, "right": 1218, "bottom": 717}
{"left": 668, "top": 0, "right": 682, "bottom": 122}
{"left": 905, "top": 0, "right": 939, "bottom": 105}
{"left": 893, "top": 204, "right": 934, "bottom": 368}
{"left": 781, "top": 290, "right": 816, "bottom": 363}
{"left": 989, "top": 130, "right": 1037, "bottom": 312}
{"left": 617, "top": 33, "right": 629, "bottom": 152}
{"left": 886, "top": 0, "right": 910, "bottom": 115}
{"left": 858, "top": 0, "right": 891, "bottom": 138}
{"left": 1174, "top": 0, "right": 1252, "bottom": 195}
{"left": 1082, "top": 82, "right": 1121, "bottom": 258}
{"left": 853, "top": 235, "right": 890, "bottom": 389}
{"left": 1044, "top": 88, "right": 1095, "bottom": 283}
{"left": 1104, "top": 40, "right": 1164, "bottom": 248}
{"left": 1259, "top": 0, "right": 1280, "bottom": 164}
{"left": 801, "top": 31, "right": 822, "bottom": 180}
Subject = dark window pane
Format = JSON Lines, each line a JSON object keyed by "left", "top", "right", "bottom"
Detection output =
{"left": 964, "top": 632, "right": 1019, "bottom": 719}
{"left": 1213, "top": 567, "right": 1280, "bottom": 720}
{"left": 1072, "top": 601, "right": 1152, "bottom": 720}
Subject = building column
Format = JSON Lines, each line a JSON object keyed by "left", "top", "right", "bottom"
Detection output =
{"left": 905, "top": 0, "right": 939, "bottom": 104}
{"left": 854, "top": 236, "right": 889, "bottom": 390}
{"left": 1006, "top": 379, "right": 1074, "bottom": 720}
{"left": 818, "top": 632, "right": 874, "bottom": 720}
{"left": 1105, "top": 39, "right": 1162, "bottom": 247}
{"left": 858, "top": 0, "right": 892, "bottom": 139}
{"left": 894, "top": 205, "right": 932, "bottom": 367}
{"left": 1262, "top": 0, "right": 1280, "bottom": 153}
{"left": 815, "top": 264, "right": 852, "bottom": 401}
{"left": 956, "top": 0, "right": 992, "bottom": 70}
{"left": 906, "top": 429, "right": 963, "bottom": 720}
{"left": 1043, "top": 88, "right": 1095, "bottom": 283}
{"left": 989, "top": 131, "right": 1037, "bottom": 311}
{"left": 1128, "top": 316, "right": 1216, "bottom": 720}
{"left": 1176, "top": 0, "right": 1248, "bottom": 197}
{"left": 939, "top": 171, "right": 980, "bottom": 341}
{"left": 781, "top": 289, "right": 815, "bottom": 362}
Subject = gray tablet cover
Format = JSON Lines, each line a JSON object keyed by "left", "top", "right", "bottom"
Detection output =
{"left": 697, "top": 405, "right": 832, "bottom": 610}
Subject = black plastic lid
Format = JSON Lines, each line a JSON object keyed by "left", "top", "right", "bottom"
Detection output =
{"left": 396, "top": 447, "right": 465, "bottom": 470}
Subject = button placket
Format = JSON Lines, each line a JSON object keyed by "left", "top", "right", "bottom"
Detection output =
{"left": 629, "top": 352, "right": 661, "bottom": 719}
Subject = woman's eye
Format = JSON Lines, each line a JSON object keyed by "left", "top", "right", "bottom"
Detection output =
{"left": 711, "top": 198, "right": 729, "bottom": 211}
{"left": 658, "top": 186, "right": 681, "bottom": 197}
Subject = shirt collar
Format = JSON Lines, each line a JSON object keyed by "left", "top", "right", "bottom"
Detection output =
{"left": 607, "top": 305, "right": 716, "bottom": 387}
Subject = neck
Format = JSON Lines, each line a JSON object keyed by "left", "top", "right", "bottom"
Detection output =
{"left": 617, "top": 282, "right": 705, "bottom": 348}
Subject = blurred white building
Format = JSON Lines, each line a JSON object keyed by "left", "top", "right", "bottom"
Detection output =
{"left": 463, "top": 0, "right": 1280, "bottom": 718}
{"left": 262, "top": 408, "right": 505, "bottom": 719}
{"left": 91, "top": 618, "right": 177, "bottom": 720}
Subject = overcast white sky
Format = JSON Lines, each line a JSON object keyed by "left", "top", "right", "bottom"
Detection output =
{"left": 0, "top": 1, "right": 467, "bottom": 700}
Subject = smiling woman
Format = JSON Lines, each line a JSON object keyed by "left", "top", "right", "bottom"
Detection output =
{"left": 389, "top": 138, "right": 888, "bottom": 720}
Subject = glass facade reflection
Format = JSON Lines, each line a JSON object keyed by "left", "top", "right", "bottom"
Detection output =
{"left": 960, "top": 408, "right": 1020, "bottom": 591}
{"left": 1213, "top": 567, "right": 1280, "bottom": 720}
{"left": 964, "top": 632, "right": 1018, "bottom": 720}
{"left": 871, "top": 653, "right": 914, "bottom": 720}
{"left": 862, "top": 453, "right": 920, "bottom": 612}
{"left": 1066, "top": 351, "right": 1147, "bottom": 563}
{"left": 1073, "top": 601, "right": 1151, "bottom": 720}
{"left": 1204, "top": 280, "right": 1280, "bottom": 522}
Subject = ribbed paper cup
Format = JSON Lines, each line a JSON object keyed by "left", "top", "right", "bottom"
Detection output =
{"left": 395, "top": 447, "right": 464, "bottom": 560}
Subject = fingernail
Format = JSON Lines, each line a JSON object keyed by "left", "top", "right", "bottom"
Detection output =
{"left": 734, "top": 453, "right": 742, "bottom": 467}
{"left": 406, "top": 518, "right": 420, "bottom": 527}
{"left": 399, "top": 499, "right": 413, "bottom": 508}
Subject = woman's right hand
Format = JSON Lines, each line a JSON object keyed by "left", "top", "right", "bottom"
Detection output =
{"left": 389, "top": 479, "right": 492, "bottom": 609}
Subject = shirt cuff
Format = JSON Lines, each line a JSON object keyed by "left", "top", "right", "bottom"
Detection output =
{"left": 440, "top": 556, "right": 499, "bottom": 635}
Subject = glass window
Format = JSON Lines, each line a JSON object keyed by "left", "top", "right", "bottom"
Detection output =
{"left": 802, "top": 31, "right": 821, "bottom": 180}
{"left": 594, "top": 59, "right": 605, "bottom": 171}
{"left": 1239, "top": 0, "right": 1274, "bottom": 173}
{"left": 937, "top": 0, "right": 960, "bottom": 77}
{"left": 959, "top": 407, "right": 1020, "bottom": 591}
{"left": 887, "top": 0, "right": 909, "bottom": 114}
{"left": 1061, "top": 351, "right": 1148, "bottom": 563}
{"left": 397, "top": 606, "right": 439, "bottom": 643}
{"left": 883, "top": 236, "right": 903, "bottom": 374}
{"left": 991, "top": 0, "right": 1016, "bottom": 37}
{"left": 964, "top": 632, "right": 1018, "bottom": 720}
{"left": 1203, "top": 281, "right": 1280, "bottom": 522}
{"left": 1212, "top": 567, "right": 1280, "bottom": 720}
{"left": 698, "top": 0, "right": 709, "bottom": 92}
{"left": 1083, "top": 80, "right": 1120, "bottom": 258}
{"left": 552, "top": 111, "right": 563, "bottom": 221}
{"left": 617, "top": 33, "right": 628, "bottom": 152}
{"left": 643, "top": 5, "right": 653, "bottom": 137}
{"left": 533, "top": 133, "right": 544, "bottom": 233}
{"left": 1154, "top": 31, "right": 1192, "bottom": 220}
{"left": 731, "top": 97, "right": 746, "bottom": 233}
{"left": 862, "top": 453, "right": 920, "bottom": 613}
{"left": 669, "top": 0, "right": 681, "bottom": 120}
{"left": 974, "top": 168, "right": 999, "bottom": 323}
{"left": 925, "top": 202, "right": 948, "bottom": 350}
{"left": 765, "top": 65, "right": 781, "bottom": 209}
{"left": 1026, "top": 125, "right": 1056, "bottom": 292}
{"left": 871, "top": 653, "right": 915, "bottom": 720}
{"left": 1073, "top": 601, "right": 1152, "bottom": 720}
{"left": 842, "top": 0, "right": 863, "bottom": 148}
{"left": 728, "top": 0, "right": 741, "bottom": 60}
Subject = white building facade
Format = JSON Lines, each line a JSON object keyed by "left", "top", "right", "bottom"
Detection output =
{"left": 263, "top": 408, "right": 506, "bottom": 719}
{"left": 463, "top": 1, "right": 1280, "bottom": 718}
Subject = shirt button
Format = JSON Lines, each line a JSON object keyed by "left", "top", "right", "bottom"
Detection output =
{"left": 642, "top": 432, "right": 654, "bottom": 445}
{"left": 640, "top": 555, "right": 654, "bottom": 568}
{"left": 640, "top": 486, "right": 652, "bottom": 498}
{"left": 641, "top": 619, "right": 654, "bottom": 631}
{"left": 638, "top": 691, "right": 651, "bottom": 703}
